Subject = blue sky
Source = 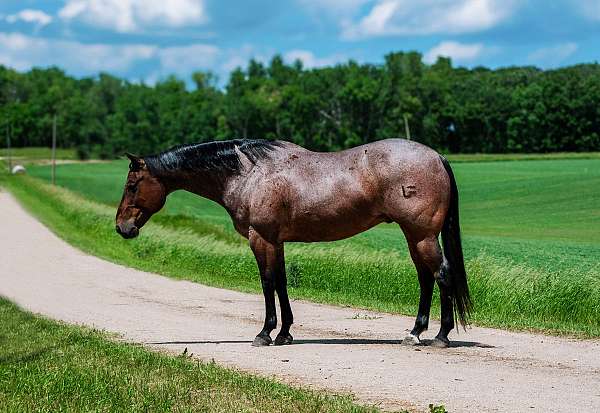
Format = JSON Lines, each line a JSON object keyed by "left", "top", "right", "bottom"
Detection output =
{"left": 1, "top": 0, "right": 599, "bottom": 85}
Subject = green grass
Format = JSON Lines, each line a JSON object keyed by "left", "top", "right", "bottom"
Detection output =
{"left": 5, "top": 156, "right": 599, "bottom": 338}
{"left": 0, "top": 298, "right": 382, "bottom": 412}
{"left": 445, "top": 152, "right": 600, "bottom": 162}
{"left": 4, "top": 147, "right": 599, "bottom": 163}
{"left": 2, "top": 147, "right": 77, "bottom": 162}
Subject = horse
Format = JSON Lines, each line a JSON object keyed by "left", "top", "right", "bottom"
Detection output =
{"left": 115, "top": 138, "right": 471, "bottom": 348}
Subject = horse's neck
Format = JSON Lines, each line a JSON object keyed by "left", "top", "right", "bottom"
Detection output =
{"left": 161, "top": 168, "right": 233, "bottom": 206}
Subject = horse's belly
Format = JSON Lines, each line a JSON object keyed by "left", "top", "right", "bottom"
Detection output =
{"left": 281, "top": 211, "right": 385, "bottom": 242}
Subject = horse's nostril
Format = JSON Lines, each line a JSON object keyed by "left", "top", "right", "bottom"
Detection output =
{"left": 115, "top": 225, "right": 122, "bottom": 234}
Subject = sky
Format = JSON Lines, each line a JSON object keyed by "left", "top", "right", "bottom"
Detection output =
{"left": 1, "top": 0, "right": 599, "bottom": 85}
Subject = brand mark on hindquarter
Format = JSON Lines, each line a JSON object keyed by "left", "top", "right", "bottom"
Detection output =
{"left": 402, "top": 185, "right": 417, "bottom": 198}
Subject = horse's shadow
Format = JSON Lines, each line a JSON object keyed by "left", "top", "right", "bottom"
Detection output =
{"left": 148, "top": 338, "right": 494, "bottom": 348}
{"left": 421, "top": 339, "right": 494, "bottom": 348}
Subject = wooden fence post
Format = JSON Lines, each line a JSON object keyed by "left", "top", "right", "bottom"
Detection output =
{"left": 51, "top": 114, "right": 57, "bottom": 185}
{"left": 403, "top": 113, "right": 411, "bottom": 141}
{"left": 5, "top": 123, "right": 11, "bottom": 173}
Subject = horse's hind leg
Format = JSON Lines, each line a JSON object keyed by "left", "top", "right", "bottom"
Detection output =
{"left": 402, "top": 244, "right": 435, "bottom": 345}
{"left": 432, "top": 259, "right": 455, "bottom": 348}
{"left": 274, "top": 258, "right": 294, "bottom": 345}
{"left": 402, "top": 236, "right": 442, "bottom": 345}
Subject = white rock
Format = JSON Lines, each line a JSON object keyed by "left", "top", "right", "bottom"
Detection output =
{"left": 11, "top": 165, "right": 26, "bottom": 175}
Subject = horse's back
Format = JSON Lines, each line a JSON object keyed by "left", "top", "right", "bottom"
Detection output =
{"left": 274, "top": 138, "right": 443, "bottom": 171}
{"left": 273, "top": 138, "right": 447, "bottom": 195}
{"left": 247, "top": 139, "right": 450, "bottom": 242}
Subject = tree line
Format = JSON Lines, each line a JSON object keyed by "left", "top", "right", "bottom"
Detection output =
{"left": 1, "top": 51, "right": 599, "bottom": 158}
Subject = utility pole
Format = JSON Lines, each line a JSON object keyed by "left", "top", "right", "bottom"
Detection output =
{"left": 403, "top": 113, "right": 411, "bottom": 141}
{"left": 5, "top": 123, "right": 11, "bottom": 173}
{"left": 51, "top": 114, "right": 57, "bottom": 185}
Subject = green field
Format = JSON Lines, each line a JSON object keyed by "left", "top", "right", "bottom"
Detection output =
{"left": 445, "top": 152, "right": 600, "bottom": 163}
{"left": 0, "top": 298, "right": 382, "bottom": 412}
{"left": 5, "top": 157, "right": 600, "bottom": 337}
{"left": 2, "top": 147, "right": 77, "bottom": 163}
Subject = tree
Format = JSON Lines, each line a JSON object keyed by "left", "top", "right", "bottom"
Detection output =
{"left": 1, "top": 55, "right": 599, "bottom": 157}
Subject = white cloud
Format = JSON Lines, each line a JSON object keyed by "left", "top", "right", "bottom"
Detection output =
{"left": 342, "top": 0, "right": 520, "bottom": 39}
{"left": 59, "top": 0, "right": 207, "bottom": 33}
{"left": 219, "top": 44, "right": 273, "bottom": 74}
{"left": 0, "top": 32, "right": 219, "bottom": 77}
{"left": 0, "top": 31, "right": 242, "bottom": 84}
{"left": 297, "top": 0, "right": 370, "bottom": 36}
{"left": 572, "top": 0, "right": 600, "bottom": 21}
{"left": 0, "top": 33, "right": 350, "bottom": 86}
{"left": 157, "top": 44, "right": 219, "bottom": 76}
{"left": 221, "top": 54, "right": 249, "bottom": 74}
{"left": 528, "top": 42, "right": 578, "bottom": 67}
{"left": 424, "top": 41, "right": 484, "bottom": 64}
{"left": 5, "top": 9, "right": 53, "bottom": 27}
{"left": 0, "top": 32, "right": 156, "bottom": 73}
{"left": 298, "top": 0, "right": 369, "bottom": 18}
{"left": 284, "top": 49, "right": 347, "bottom": 68}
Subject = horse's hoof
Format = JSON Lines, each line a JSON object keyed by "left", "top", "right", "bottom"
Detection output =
{"left": 401, "top": 334, "right": 421, "bottom": 346}
{"left": 252, "top": 335, "right": 272, "bottom": 347}
{"left": 430, "top": 337, "right": 450, "bottom": 348}
{"left": 274, "top": 333, "right": 293, "bottom": 346}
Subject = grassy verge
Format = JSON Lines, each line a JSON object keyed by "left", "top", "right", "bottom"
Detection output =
{"left": 4, "top": 174, "right": 600, "bottom": 337}
{"left": 445, "top": 152, "right": 600, "bottom": 162}
{"left": 0, "top": 298, "right": 383, "bottom": 412}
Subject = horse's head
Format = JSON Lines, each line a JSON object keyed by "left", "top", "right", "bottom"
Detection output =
{"left": 115, "top": 153, "right": 167, "bottom": 239}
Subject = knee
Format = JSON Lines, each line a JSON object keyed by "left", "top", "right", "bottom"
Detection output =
{"left": 265, "top": 315, "right": 277, "bottom": 330}
{"left": 435, "top": 261, "right": 451, "bottom": 288}
{"left": 282, "top": 313, "right": 293, "bottom": 326}
{"left": 441, "top": 315, "right": 454, "bottom": 332}
{"left": 416, "top": 314, "right": 429, "bottom": 328}
{"left": 261, "top": 276, "right": 275, "bottom": 290}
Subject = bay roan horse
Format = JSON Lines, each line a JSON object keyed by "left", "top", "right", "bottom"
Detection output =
{"left": 116, "top": 139, "right": 471, "bottom": 348}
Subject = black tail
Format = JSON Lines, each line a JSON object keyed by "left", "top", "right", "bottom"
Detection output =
{"left": 439, "top": 155, "right": 472, "bottom": 329}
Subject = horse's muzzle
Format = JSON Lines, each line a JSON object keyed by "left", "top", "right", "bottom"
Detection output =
{"left": 116, "top": 223, "right": 139, "bottom": 239}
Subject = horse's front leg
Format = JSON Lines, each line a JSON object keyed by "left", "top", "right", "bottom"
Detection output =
{"left": 249, "top": 228, "right": 281, "bottom": 347}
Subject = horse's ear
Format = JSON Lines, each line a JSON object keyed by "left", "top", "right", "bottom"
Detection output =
{"left": 125, "top": 153, "right": 145, "bottom": 170}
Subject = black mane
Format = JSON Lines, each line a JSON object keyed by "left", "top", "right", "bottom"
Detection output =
{"left": 144, "top": 139, "right": 283, "bottom": 176}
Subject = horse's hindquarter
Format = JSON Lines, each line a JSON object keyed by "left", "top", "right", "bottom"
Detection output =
{"left": 376, "top": 140, "right": 451, "bottom": 235}
{"left": 247, "top": 140, "right": 450, "bottom": 243}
